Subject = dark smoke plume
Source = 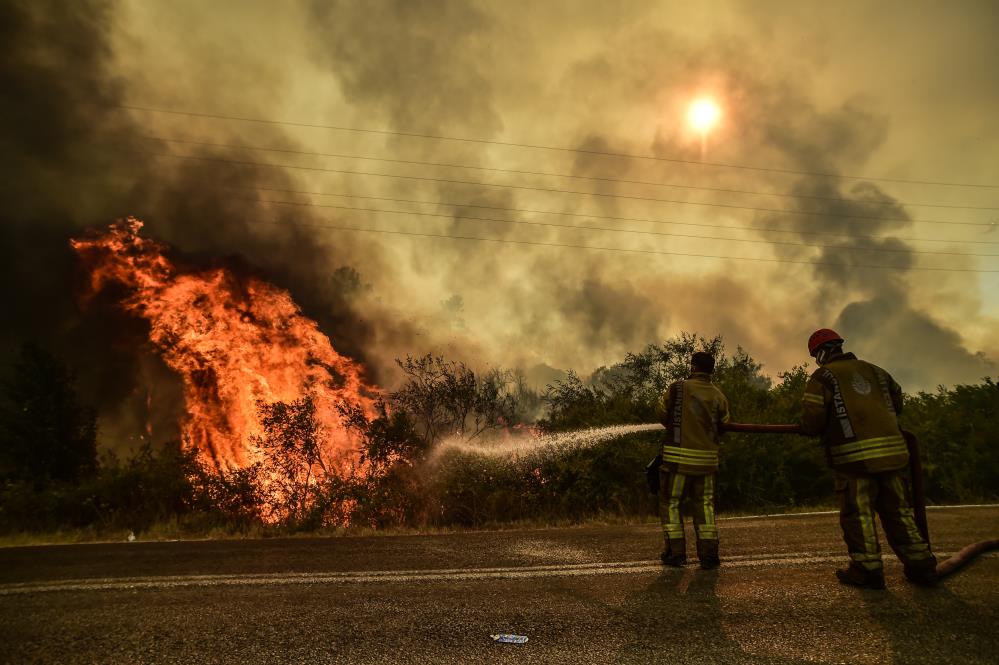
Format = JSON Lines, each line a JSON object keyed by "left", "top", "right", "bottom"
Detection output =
{"left": 0, "top": 0, "right": 383, "bottom": 448}
{"left": 3, "top": 0, "right": 992, "bottom": 457}
{"left": 304, "top": 2, "right": 993, "bottom": 388}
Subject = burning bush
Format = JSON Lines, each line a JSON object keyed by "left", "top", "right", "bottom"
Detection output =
{"left": 70, "top": 218, "right": 379, "bottom": 520}
{"left": 5, "top": 226, "right": 997, "bottom": 538}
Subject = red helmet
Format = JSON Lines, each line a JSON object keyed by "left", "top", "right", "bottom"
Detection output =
{"left": 808, "top": 328, "right": 844, "bottom": 356}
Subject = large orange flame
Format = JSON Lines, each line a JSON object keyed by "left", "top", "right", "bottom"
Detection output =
{"left": 71, "top": 217, "right": 379, "bottom": 475}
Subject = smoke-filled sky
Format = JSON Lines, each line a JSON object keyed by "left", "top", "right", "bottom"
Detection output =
{"left": 3, "top": 0, "right": 997, "bottom": 445}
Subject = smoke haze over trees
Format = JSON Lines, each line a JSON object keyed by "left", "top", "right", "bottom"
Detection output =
{"left": 1, "top": 0, "right": 996, "bottom": 469}
{"left": 2, "top": 336, "right": 995, "bottom": 535}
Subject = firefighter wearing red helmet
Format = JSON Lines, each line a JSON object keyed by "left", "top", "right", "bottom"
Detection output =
{"left": 655, "top": 351, "right": 731, "bottom": 569}
{"left": 801, "top": 329, "right": 937, "bottom": 588}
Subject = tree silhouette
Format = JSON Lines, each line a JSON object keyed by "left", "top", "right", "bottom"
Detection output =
{"left": 0, "top": 343, "right": 97, "bottom": 487}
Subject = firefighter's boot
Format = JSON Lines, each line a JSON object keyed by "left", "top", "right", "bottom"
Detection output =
{"left": 904, "top": 558, "right": 939, "bottom": 586}
{"left": 660, "top": 551, "right": 687, "bottom": 567}
{"left": 835, "top": 564, "right": 886, "bottom": 590}
{"left": 697, "top": 539, "right": 720, "bottom": 570}
{"left": 661, "top": 538, "right": 687, "bottom": 567}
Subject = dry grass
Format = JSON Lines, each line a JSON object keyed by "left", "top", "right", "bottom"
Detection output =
{"left": 0, "top": 504, "right": 844, "bottom": 548}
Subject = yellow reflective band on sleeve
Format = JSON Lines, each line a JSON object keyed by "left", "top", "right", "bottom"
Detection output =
{"left": 802, "top": 393, "right": 825, "bottom": 405}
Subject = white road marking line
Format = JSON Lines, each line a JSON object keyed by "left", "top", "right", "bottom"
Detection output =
{"left": 4, "top": 550, "right": 994, "bottom": 596}
{"left": 722, "top": 511, "right": 840, "bottom": 520}
{"left": 6, "top": 504, "right": 994, "bottom": 549}
{"left": 721, "top": 503, "right": 999, "bottom": 520}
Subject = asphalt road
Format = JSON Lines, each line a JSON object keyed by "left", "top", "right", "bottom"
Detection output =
{"left": 1, "top": 506, "right": 997, "bottom": 664}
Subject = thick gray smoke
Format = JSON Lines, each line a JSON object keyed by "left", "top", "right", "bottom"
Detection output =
{"left": 0, "top": 0, "right": 163, "bottom": 443}
{"left": 747, "top": 100, "right": 994, "bottom": 387}
{"left": 3, "top": 0, "right": 994, "bottom": 452}
{"left": 0, "top": 0, "right": 385, "bottom": 448}
{"left": 303, "top": 1, "right": 994, "bottom": 388}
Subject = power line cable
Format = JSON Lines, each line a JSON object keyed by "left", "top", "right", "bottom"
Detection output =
{"left": 139, "top": 151, "right": 998, "bottom": 228}
{"left": 235, "top": 216, "right": 999, "bottom": 273}
{"left": 86, "top": 167, "right": 998, "bottom": 246}
{"left": 230, "top": 185, "right": 999, "bottom": 246}
{"left": 143, "top": 136, "right": 999, "bottom": 212}
{"left": 119, "top": 104, "right": 999, "bottom": 190}
{"left": 245, "top": 197, "right": 999, "bottom": 259}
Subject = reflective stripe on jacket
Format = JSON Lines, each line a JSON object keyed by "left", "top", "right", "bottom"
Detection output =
{"left": 661, "top": 445, "right": 719, "bottom": 467}
{"left": 656, "top": 373, "right": 731, "bottom": 475}
{"left": 800, "top": 353, "right": 908, "bottom": 473}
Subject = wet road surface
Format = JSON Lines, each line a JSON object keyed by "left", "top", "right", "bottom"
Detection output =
{"left": 1, "top": 506, "right": 997, "bottom": 664}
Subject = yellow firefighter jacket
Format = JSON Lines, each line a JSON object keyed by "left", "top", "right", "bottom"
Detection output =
{"left": 800, "top": 352, "right": 909, "bottom": 474}
{"left": 656, "top": 372, "right": 731, "bottom": 475}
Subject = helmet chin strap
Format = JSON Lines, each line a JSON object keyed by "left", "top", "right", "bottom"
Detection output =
{"left": 815, "top": 343, "right": 842, "bottom": 366}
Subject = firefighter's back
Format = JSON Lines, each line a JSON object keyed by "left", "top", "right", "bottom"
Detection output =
{"left": 662, "top": 373, "right": 730, "bottom": 475}
{"left": 810, "top": 356, "right": 908, "bottom": 473}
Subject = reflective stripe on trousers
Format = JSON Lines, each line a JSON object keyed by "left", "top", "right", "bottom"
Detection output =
{"left": 836, "top": 469, "right": 935, "bottom": 571}
{"left": 663, "top": 472, "right": 686, "bottom": 540}
{"left": 660, "top": 469, "right": 719, "bottom": 557}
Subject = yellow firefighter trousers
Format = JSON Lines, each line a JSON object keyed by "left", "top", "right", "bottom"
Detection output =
{"left": 836, "top": 468, "right": 936, "bottom": 574}
{"left": 659, "top": 468, "right": 718, "bottom": 561}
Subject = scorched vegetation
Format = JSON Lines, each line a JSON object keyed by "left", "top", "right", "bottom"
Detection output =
{"left": 1, "top": 334, "right": 996, "bottom": 539}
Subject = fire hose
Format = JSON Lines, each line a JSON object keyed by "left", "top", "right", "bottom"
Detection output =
{"left": 714, "top": 423, "right": 999, "bottom": 579}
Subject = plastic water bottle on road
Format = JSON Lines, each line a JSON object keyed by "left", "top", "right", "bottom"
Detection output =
{"left": 491, "top": 634, "right": 529, "bottom": 644}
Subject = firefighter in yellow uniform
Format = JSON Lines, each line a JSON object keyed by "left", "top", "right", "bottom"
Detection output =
{"left": 801, "top": 328, "right": 937, "bottom": 588}
{"left": 656, "top": 352, "right": 731, "bottom": 569}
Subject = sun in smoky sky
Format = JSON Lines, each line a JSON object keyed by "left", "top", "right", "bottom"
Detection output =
{"left": 687, "top": 98, "right": 722, "bottom": 132}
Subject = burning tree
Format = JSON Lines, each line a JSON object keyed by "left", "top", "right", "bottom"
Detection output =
{"left": 253, "top": 394, "right": 344, "bottom": 524}
{"left": 70, "top": 218, "right": 379, "bottom": 518}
